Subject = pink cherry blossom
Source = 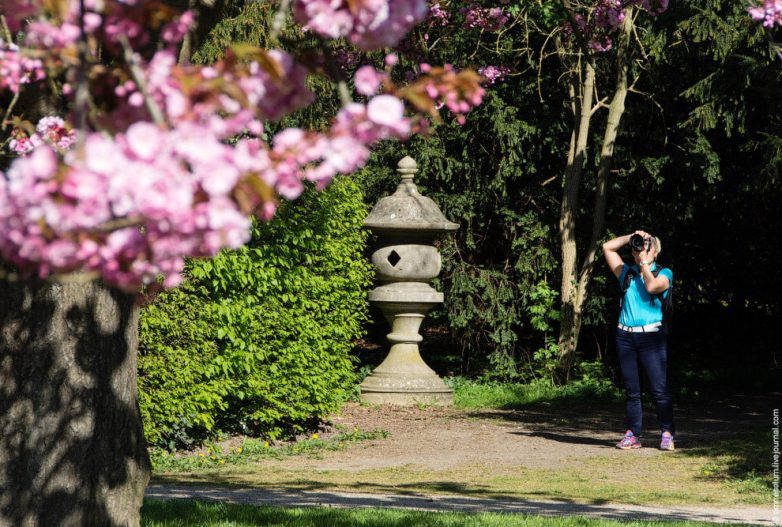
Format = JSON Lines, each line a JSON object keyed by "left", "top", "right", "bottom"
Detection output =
{"left": 0, "top": 0, "right": 484, "bottom": 291}
{"left": 460, "top": 4, "right": 508, "bottom": 31}
{"left": 427, "top": 3, "right": 450, "bottom": 27}
{"left": 0, "top": 43, "right": 46, "bottom": 94}
{"left": 0, "top": 0, "right": 38, "bottom": 31}
{"left": 749, "top": 0, "right": 782, "bottom": 27}
{"left": 563, "top": 0, "right": 670, "bottom": 53}
{"left": 478, "top": 65, "right": 510, "bottom": 86}
{"left": 355, "top": 65, "right": 386, "bottom": 96}
{"left": 7, "top": 117, "right": 75, "bottom": 155}
{"left": 124, "top": 122, "right": 164, "bottom": 160}
{"left": 161, "top": 10, "right": 194, "bottom": 45}
{"left": 367, "top": 95, "right": 406, "bottom": 127}
{"left": 294, "top": 0, "right": 429, "bottom": 50}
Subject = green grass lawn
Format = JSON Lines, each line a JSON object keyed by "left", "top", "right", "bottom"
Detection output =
{"left": 141, "top": 500, "right": 757, "bottom": 527}
{"left": 151, "top": 428, "right": 389, "bottom": 473}
{"left": 448, "top": 377, "right": 622, "bottom": 409}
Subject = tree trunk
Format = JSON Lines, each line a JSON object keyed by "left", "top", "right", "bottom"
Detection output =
{"left": 177, "top": 0, "right": 226, "bottom": 65}
{"left": 557, "top": 59, "right": 595, "bottom": 382}
{"left": 576, "top": 11, "right": 634, "bottom": 321}
{"left": 556, "top": 13, "right": 635, "bottom": 382}
{"left": 177, "top": 0, "right": 200, "bottom": 65}
{"left": 0, "top": 277, "right": 150, "bottom": 527}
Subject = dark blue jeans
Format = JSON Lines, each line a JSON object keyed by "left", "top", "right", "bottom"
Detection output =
{"left": 616, "top": 328, "right": 675, "bottom": 438}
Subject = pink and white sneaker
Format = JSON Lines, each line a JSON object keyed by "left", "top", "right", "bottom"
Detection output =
{"left": 616, "top": 430, "right": 642, "bottom": 449}
{"left": 660, "top": 431, "right": 675, "bottom": 451}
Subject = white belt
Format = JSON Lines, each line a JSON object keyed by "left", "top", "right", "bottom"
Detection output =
{"left": 618, "top": 322, "right": 662, "bottom": 333}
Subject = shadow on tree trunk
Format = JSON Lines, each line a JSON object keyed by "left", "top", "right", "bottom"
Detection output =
{"left": 0, "top": 277, "right": 150, "bottom": 527}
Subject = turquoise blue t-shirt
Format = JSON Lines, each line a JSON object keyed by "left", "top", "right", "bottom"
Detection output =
{"left": 618, "top": 263, "right": 673, "bottom": 327}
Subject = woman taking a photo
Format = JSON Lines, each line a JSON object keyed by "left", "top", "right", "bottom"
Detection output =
{"left": 602, "top": 230, "right": 675, "bottom": 451}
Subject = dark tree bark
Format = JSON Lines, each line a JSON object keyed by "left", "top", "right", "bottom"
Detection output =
{"left": 0, "top": 277, "right": 150, "bottom": 527}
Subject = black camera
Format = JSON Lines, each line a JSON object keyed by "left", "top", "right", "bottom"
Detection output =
{"left": 629, "top": 234, "right": 651, "bottom": 252}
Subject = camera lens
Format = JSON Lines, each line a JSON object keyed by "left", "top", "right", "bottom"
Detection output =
{"left": 629, "top": 234, "right": 645, "bottom": 252}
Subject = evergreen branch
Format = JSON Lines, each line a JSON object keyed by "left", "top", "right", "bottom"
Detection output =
{"left": 765, "top": 30, "right": 782, "bottom": 63}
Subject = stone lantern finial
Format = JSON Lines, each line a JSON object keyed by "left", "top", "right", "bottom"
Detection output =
{"left": 397, "top": 156, "right": 418, "bottom": 182}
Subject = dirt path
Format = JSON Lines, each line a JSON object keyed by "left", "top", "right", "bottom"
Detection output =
{"left": 150, "top": 393, "right": 779, "bottom": 524}
{"left": 278, "top": 393, "right": 775, "bottom": 472}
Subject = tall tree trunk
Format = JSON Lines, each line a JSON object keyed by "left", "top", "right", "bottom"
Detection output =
{"left": 557, "top": 59, "right": 596, "bottom": 382}
{"left": 0, "top": 277, "right": 150, "bottom": 527}
{"left": 556, "top": 13, "right": 635, "bottom": 382}
{"left": 177, "top": 0, "right": 225, "bottom": 65}
{"left": 178, "top": 0, "right": 200, "bottom": 65}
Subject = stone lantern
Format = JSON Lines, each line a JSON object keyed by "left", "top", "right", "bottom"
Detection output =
{"left": 359, "top": 156, "right": 458, "bottom": 405}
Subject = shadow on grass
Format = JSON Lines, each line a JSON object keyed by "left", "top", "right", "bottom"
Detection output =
{"left": 467, "top": 390, "right": 778, "bottom": 489}
{"left": 142, "top": 499, "right": 438, "bottom": 527}
{"left": 142, "top": 490, "right": 765, "bottom": 526}
{"left": 152, "top": 474, "right": 542, "bottom": 503}
{"left": 678, "top": 430, "right": 774, "bottom": 491}
{"left": 461, "top": 390, "right": 775, "bottom": 499}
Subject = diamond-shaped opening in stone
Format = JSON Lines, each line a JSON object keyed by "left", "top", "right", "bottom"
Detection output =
{"left": 387, "top": 250, "right": 401, "bottom": 267}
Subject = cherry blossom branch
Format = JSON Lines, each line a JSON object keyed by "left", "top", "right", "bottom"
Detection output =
{"left": 119, "top": 36, "right": 166, "bottom": 126}
{"left": 630, "top": 11, "right": 650, "bottom": 62}
{"left": 0, "top": 0, "right": 480, "bottom": 291}
{"left": 558, "top": 0, "right": 596, "bottom": 64}
{"left": 74, "top": 0, "right": 90, "bottom": 134}
{"left": 0, "top": 14, "right": 12, "bottom": 43}
{"left": 178, "top": 0, "right": 198, "bottom": 64}
{"left": 337, "top": 81, "right": 351, "bottom": 106}
{"left": 537, "top": 28, "right": 562, "bottom": 102}
{"left": 1, "top": 91, "right": 20, "bottom": 133}
{"left": 320, "top": 43, "right": 353, "bottom": 106}
{"left": 270, "top": 0, "right": 292, "bottom": 44}
{"left": 91, "top": 216, "right": 145, "bottom": 234}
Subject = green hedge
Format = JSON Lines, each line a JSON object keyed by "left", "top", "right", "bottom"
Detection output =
{"left": 138, "top": 177, "right": 373, "bottom": 448}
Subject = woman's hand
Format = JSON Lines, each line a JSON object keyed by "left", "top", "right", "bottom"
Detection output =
{"left": 633, "top": 230, "right": 652, "bottom": 242}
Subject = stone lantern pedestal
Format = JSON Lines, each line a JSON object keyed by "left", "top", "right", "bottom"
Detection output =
{"left": 359, "top": 157, "right": 458, "bottom": 406}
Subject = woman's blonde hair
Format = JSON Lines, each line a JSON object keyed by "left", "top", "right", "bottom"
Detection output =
{"left": 653, "top": 236, "right": 662, "bottom": 255}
